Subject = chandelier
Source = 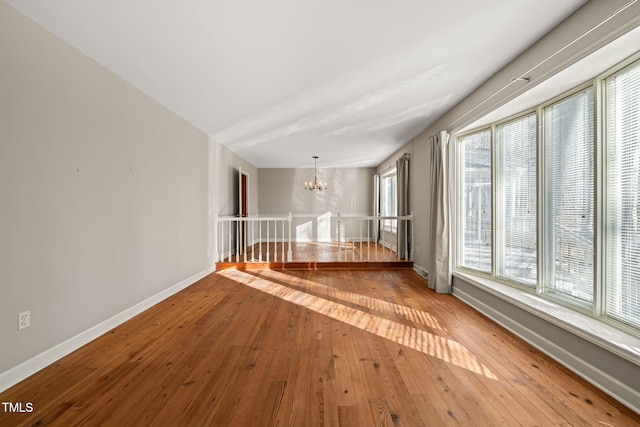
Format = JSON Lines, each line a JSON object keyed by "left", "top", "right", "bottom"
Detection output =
{"left": 304, "top": 156, "right": 328, "bottom": 191}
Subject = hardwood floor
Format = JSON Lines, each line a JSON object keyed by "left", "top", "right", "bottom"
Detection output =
{"left": 1, "top": 269, "right": 639, "bottom": 426}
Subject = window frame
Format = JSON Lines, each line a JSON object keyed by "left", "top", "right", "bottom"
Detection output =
{"left": 494, "top": 110, "right": 539, "bottom": 290}
{"left": 453, "top": 52, "right": 640, "bottom": 336}
{"left": 601, "top": 56, "right": 640, "bottom": 333}
{"left": 456, "top": 127, "right": 493, "bottom": 277}
{"left": 380, "top": 169, "right": 397, "bottom": 233}
{"left": 539, "top": 84, "right": 598, "bottom": 311}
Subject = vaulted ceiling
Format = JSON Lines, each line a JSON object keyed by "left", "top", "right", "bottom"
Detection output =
{"left": 6, "top": 0, "right": 586, "bottom": 168}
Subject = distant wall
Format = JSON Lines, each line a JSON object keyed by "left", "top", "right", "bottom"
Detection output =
{"left": 257, "top": 167, "right": 375, "bottom": 242}
{"left": 258, "top": 167, "right": 374, "bottom": 215}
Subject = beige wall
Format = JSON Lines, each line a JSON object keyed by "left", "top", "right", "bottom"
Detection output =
{"left": 0, "top": 3, "right": 213, "bottom": 375}
{"left": 258, "top": 167, "right": 374, "bottom": 215}
{"left": 210, "top": 138, "right": 259, "bottom": 218}
{"left": 257, "top": 167, "right": 374, "bottom": 242}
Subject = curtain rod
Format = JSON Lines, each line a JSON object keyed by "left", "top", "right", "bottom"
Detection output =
{"left": 446, "top": 0, "right": 638, "bottom": 131}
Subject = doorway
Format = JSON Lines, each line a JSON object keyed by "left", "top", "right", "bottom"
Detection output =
{"left": 238, "top": 168, "right": 249, "bottom": 255}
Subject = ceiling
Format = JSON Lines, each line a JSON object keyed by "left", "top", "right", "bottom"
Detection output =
{"left": 7, "top": 0, "right": 586, "bottom": 168}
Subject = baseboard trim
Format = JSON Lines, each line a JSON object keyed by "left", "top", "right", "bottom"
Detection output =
{"left": 453, "top": 287, "right": 640, "bottom": 415}
{"left": 0, "top": 266, "right": 215, "bottom": 393}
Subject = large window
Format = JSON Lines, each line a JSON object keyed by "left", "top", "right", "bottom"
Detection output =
{"left": 496, "top": 113, "right": 537, "bottom": 286}
{"left": 456, "top": 56, "right": 640, "bottom": 334}
{"left": 459, "top": 129, "right": 492, "bottom": 273}
{"left": 381, "top": 170, "right": 397, "bottom": 231}
{"left": 544, "top": 90, "right": 595, "bottom": 303}
{"left": 605, "top": 60, "right": 640, "bottom": 329}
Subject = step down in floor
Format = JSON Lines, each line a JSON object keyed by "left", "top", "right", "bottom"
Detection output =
{"left": 215, "top": 261, "right": 414, "bottom": 271}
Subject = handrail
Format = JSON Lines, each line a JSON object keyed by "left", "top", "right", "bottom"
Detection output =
{"left": 214, "top": 212, "right": 413, "bottom": 263}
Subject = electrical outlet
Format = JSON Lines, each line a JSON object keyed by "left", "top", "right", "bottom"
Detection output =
{"left": 18, "top": 311, "right": 30, "bottom": 330}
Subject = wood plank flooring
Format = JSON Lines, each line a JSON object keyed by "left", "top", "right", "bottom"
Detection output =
{"left": 1, "top": 269, "right": 639, "bottom": 426}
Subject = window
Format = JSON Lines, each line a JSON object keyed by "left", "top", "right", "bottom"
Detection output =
{"left": 496, "top": 113, "right": 537, "bottom": 286}
{"left": 605, "top": 59, "right": 640, "bottom": 329}
{"left": 544, "top": 89, "right": 595, "bottom": 304}
{"left": 381, "top": 171, "right": 397, "bottom": 231}
{"left": 455, "top": 55, "right": 640, "bottom": 335}
{"left": 459, "top": 129, "right": 492, "bottom": 273}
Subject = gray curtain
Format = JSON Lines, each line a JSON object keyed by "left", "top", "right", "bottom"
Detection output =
{"left": 373, "top": 173, "right": 380, "bottom": 243}
{"left": 428, "top": 131, "right": 451, "bottom": 293}
{"left": 396, "top": 154, "right": 410, "bottom": 260}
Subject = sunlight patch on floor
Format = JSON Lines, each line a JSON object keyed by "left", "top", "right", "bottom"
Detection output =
{"left": 252, "top": 269, "right": 447, "bottom": 333}
{"left": 220, "top": 269, "right": 497, "bottom": 380}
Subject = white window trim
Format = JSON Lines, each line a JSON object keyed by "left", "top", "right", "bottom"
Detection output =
{"left": 453, "top": 270, "right": 640, "bottom": 367}
{"left": 381, "top": 169, "right": 397, "bottom": 233}
{"left": 454, "top": 52, "right": 640, "bottom": 338}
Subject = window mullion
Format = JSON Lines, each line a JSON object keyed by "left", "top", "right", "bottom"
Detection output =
{"left": 594, "top": 77, "right": 605, "bottom": 318}
{"left": 492, "top": 123, "right": 500, "bottom": 281}
{"left": 537, "top": 105, "right": 545, "bottom": 295}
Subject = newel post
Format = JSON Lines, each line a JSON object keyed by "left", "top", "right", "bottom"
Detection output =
{"left": 410, "top": 211, "right": 414, "bottom": 261}
{"left": 213, "top": 214, "right": 219, "bottom": 262}
{"left": 287, "top": 212, "right": 293, "bottom": 262}
{"left": 337, "top": 211, "right": 342, "bottom": 262}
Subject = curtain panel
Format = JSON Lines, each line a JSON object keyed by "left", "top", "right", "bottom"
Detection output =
{"left": 429, "top": 131, "right": 452, "bottom": 293}
{"left": 396, "top": 154, "right": 410, "bottom": 260}
{"left": 373, "top": 173, "right": 380, "bottom": 243}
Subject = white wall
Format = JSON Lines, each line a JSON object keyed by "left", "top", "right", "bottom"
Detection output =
{"left": 0, "top": 3, "right": 212, "bottom": 377}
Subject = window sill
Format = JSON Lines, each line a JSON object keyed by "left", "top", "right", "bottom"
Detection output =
{"left": 453, "top": 270, "right": 640, "bottom": 367}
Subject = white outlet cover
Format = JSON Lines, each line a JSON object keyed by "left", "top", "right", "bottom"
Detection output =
{"left": 18, "top": 310, "right": 30, "bottom": 330}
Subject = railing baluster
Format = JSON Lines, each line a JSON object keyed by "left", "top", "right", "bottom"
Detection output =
{"left": 367, "top": 218, "right": 370, "bottom": 262}
{"left": 226, "top": 220, "right": 230, "bottom": 262}
{"left": 243, "top": 218, "right": 247, "bottom": 263}
{"left": 375, "top": 218, "right": 379, "bottom": 261}
{"left": 410, "top": 211, "right": 414, "bottom": 261}
{"left": 337, "top": 212, "right": 342, "bottom": 262}
{"left": 351, "top": 219, "right": 355, "bottom": 261}
{"left": 359, "top": 218, "right": 363, "bottom": 262}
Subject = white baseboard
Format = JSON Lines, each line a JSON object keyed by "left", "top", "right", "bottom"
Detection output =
{"left": 0, "top": 266, "right": 215, "bottom": 393}
{"left": 453, "top": 287, "right": 640, "bottom": 416}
